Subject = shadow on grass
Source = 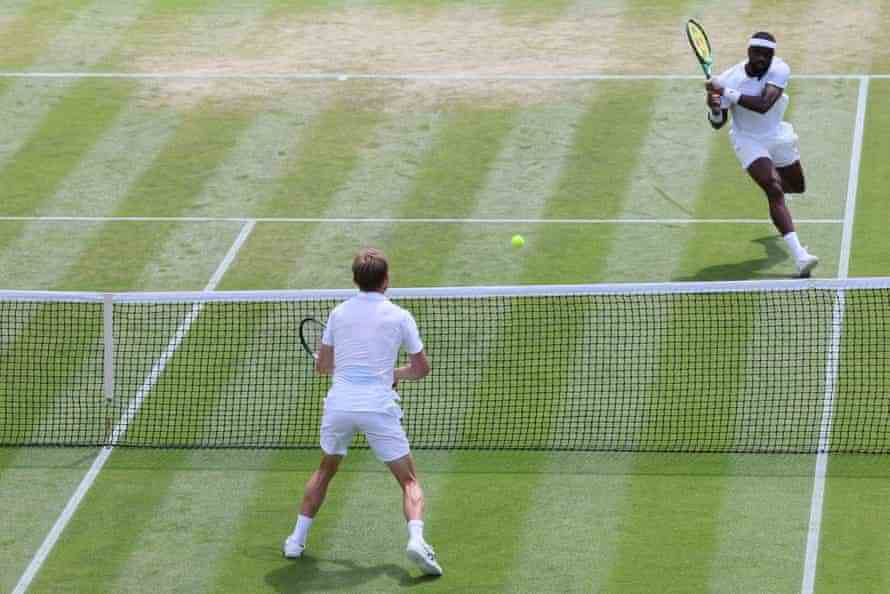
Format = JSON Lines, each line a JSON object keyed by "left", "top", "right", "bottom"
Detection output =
{"left": 265, "top": 554, "right": 438, "bottom": 592}
{"left": 676, "top": 235, "right": 791, "bottom": 281}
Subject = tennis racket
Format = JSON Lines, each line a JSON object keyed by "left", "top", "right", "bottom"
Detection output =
{"left": 686, "top": 19, "right": 713, "bottom": 80}
{"left": 299, "top": 317, "right": 325, "bottom": 360}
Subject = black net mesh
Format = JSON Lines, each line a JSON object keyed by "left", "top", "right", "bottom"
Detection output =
{"left": 1, "top": 286, "right": 888, "bottom": 453}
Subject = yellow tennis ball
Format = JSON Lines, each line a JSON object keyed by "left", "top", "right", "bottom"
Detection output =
{"left": 511, "top": 234, "right": 525, "bottom": 248}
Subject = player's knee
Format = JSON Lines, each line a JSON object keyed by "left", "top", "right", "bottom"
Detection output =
{"left": 764, "top": 181, "right": 784, "bottom": 202}
{"left": 402, "top": 477, "right": 424, "bottom": 503}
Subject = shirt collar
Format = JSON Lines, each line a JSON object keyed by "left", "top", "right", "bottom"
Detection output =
{"left": 356, "top": 291, "right": 386, "bottom": 300}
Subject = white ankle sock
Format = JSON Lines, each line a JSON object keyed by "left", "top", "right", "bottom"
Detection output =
{"left": 408, "top": 520, "right": 424, "bottom": 543}
{"left": 783, "top": 232, "right": 807, "bottom": 260}
{"left": 292, "top": 514, "right": 313, "bottom": 546}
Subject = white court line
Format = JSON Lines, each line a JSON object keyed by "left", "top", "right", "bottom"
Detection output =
{"left": 0, "top": 72, "right": 883, "bottom": 81}
{"left": 0, "top": 215, "right": 844, "bottom": 224}
{"left": 800, "top": 77, "right": 869, "bottom": 594}
{"left": 11, "top": 220, "right": 256, "bottom": 594}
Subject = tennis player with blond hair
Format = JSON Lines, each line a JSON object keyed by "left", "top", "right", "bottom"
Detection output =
{"left": 706, "top": 31, "right": 819, "bottom": 278}
{"left": 283, "top": 247, "right": 442, "bottom": 576}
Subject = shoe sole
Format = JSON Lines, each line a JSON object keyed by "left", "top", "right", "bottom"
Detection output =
{"left": 407, "top": 548, "right": 443, "bottom": 576}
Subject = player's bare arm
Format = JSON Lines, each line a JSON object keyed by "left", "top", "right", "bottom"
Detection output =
{"left": 315, "top": 344, "right": 334, "bottom": 375}
{"left": 393, "top": 351, "right": 430, "bottom": 388}
{"left": 705, "top": 81, "right": 728, "bottom": 129}
{"left": 712, "top": 80, "right": 784, "bottom": 114}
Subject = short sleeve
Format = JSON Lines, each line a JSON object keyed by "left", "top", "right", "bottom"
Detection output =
{"left": 401, "top": 312, "right": 423, "bottom": 354}
{"left": 765, "top": 60, "right": 790, "bottom": 89}
{"left": 321, "top": 311, "right": 335, "bottom": 346}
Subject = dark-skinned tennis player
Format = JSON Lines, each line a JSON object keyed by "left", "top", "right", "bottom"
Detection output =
{"left": 706, "top": 31, "right": 819, "bottom": 278}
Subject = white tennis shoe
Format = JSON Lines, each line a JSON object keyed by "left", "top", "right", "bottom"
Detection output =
{"left": 796, "top": 253, "right": 819, "bottom": 278}
{"left": 283, "top": 536, "right": 305, "bottom": 559}
{"left": 406, "top": 540, "right": 443, "bottom": 576}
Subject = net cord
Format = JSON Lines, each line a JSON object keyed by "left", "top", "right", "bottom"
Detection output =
{"left": 2, "top": 277, "right": 890, "bottom": 303}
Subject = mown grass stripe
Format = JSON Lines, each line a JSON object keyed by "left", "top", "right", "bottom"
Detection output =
{"left": 0, "top": 78, "right": 136, "bottom": 220}
{"left": 92, "top": 0, "right": 237, "bottom": 71}
{"left": 220, "top": 104, "right": 385, "bottom": 289}
{"left": 38, "top": 98, "right": 181, "bottom": 217}
{"left": 56, "top": 103, "right": 255, "bottom": 291}
{"left": 0, "top": 103, "right": 180, "bottom": 290}
{"left": 598, "top": 79, "right": 715, "bottom": 282}
{"left": 0, "top": 450, "right": 93, "bottom": 594}
{"left": 518, "top": 80, "right": 658, "bottom": 283}
{"left": 310, "top": 111, "right": 444, "bottom": 219}
{"left": 0, "top": 0, "right": 94, "bottom": 72}
{"left": 184, "top": 109, "right": 320, "bottom": 218}
{"left": 285, "top": 112, "right": 444, "bottom": 288}
{"left": 381, "top": 108, "right": 516, "bottom": 284}
{"left": 446, "top": 103, "right": 584, "bottom": 283}
{"left": 602, "top": 303, "right": 755, "bottom": 592}
{"left": 0, "top": 0, "right": 155, "bottom": 170}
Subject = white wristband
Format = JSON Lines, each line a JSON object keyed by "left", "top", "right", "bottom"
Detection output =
{"left": 708, "top": 109, "right": 724, "bottom": 124}
{"left": 724, "top": 88, "right": 741, "bottom": 104}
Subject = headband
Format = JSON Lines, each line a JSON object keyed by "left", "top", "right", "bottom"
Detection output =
{"left": 749, "top": 38, "right": 777, "bottom": 50}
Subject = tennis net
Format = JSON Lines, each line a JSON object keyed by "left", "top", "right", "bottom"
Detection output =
{"left": 1, "top": 279, "right": 889, "bottom": 453}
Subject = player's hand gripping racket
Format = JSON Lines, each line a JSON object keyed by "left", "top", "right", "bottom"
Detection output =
{"left": 686, "top": 19, "right": 713, "bottom": 80}
{"left": 299, "top": 317, "right": 325, "bottom": 361}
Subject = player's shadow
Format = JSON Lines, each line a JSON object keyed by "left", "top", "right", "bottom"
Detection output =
{"left": 676, "top": 235, "right": 790, "bottom": 281}
{"left": 265, "top": 554, "right": 436, "bottom": 592}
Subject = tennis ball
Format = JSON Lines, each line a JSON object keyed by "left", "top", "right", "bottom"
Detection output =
{"left": 511, "top": 234, "right": 525, "bottom": 248}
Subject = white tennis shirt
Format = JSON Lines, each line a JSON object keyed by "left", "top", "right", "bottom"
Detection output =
{"left": 715, "top": 57, "right": 790, "bottom": 138}
{"left": 321, "top": 291, "right": 424, "bottom": 413}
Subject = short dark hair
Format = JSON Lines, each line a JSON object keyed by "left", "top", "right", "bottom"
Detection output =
{"left": 352, "top": 248, "right": 388, "bottom": 291}
{"left": 751, "top": 31, "right": 776, "bottom": 43}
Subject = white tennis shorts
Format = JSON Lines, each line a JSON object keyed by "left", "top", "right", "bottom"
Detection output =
{"left": 320, "top": 408, "right": 410, "bottom": 462}
{"left": 730, "top": 122, "right": 800, "bottom": 170}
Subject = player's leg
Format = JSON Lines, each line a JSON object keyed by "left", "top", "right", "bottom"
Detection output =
{"left": 777, "top": 161, "right": 806, "bottom": 194}
{"left": 364, "top": 410, "right": 442, "bottom": 576}
{"left": 773, "top": 122, "right": 806, "bottom": 195}
{"left": 301, "top": 453, "right": 343, "bottom": 517}
{"left": 387, "top": 454, "right": 443, "bottom": 576}
{"left": 387, "top": 453, "right": 424, "bottom": 522}
{"left": 747, "top": 157, "right": 793, "bottom": 232}
{"left": 285, "top": 410, "right": 354, "bottom": 558}
{"left": 746, "top": 157, "right": 818, "bottom": 277}
{"left": 284, "top": 453, "right": 342, "bottom": 558}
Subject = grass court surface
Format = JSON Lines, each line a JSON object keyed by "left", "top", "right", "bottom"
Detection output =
{"left": 3, "top": 1, "right": 890, "bottom": 592}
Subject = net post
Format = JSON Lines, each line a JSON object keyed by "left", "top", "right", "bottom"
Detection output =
{"left": 103, "top": 293, "right": 114, "bottom": 443}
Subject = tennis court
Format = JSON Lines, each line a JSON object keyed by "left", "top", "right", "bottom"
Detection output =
{"left": 2, "top": 1, "right": 890, "bottom": 592}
